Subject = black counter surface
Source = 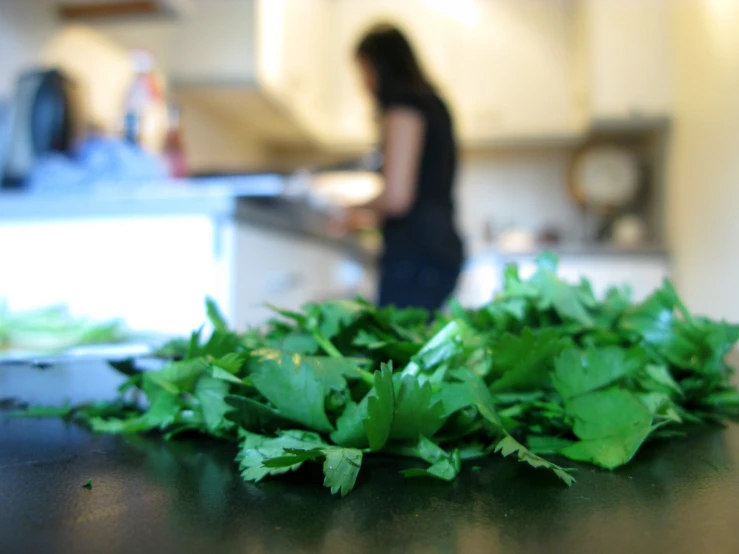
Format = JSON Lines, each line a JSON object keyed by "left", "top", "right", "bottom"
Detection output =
{"left": 2, "top": 362, "right": 739, "bottom": 554}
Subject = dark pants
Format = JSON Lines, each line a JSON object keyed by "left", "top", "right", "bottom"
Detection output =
{"left": 378, "top": 257, "right": 461, "bottom": 312}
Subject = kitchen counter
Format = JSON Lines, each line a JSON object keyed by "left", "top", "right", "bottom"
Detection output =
{"left": 0, "top": 177, "right": 374, "bottom": 333}
{"left": 0, "top": 175, "right": 374, "bottom": 263}
{"left": 3, "top": 361, "right": 739, "bottom": 554}
{"left": 486, "top": 243, "right": 670, "bottom": 259}
{"left": 0, "top": 175, "right": 286, "bottom": 219}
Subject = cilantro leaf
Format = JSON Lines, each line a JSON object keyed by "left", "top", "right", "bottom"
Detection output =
{"left": 206, "top": 297, "right": 229, "bottom": 332}
{"left": 389, "top": 375, "right": 446, "bottom": 441}
{"left": 236, "top": 430, "right": 363, "bottom": 496}
{"left": 560, "top": 387, "right": 655, "bottom": 469}
{"left": 365, "top": 362, "right": 395, "bottom": 450}
{"left": 194, "top": 375, "right": 232, "bottom": 434}
{"left": 490, "top": 328, "right": 569, "bottom": 392}
{"left": 237, "top": 430, "right": 326, "bottom": 482}
{"left": 225, "top": 395, "right": 291, "bottom": 433}
{"left": 552, "top": 346, "right": 644, "bottom": 400}
{"left": 529, "top": 254, "right": 595, "bottom": 325}
{"left": 401, "top": 436, "right": 463, "bottom": 482}
{"left": 495, "top": 434, "right": 575, "bottom": 486}
{"left": 402, "top": 321, "right": 468, "bottom": 377}
{"left": 330, "top": 401, "right": 368, "bottom": 447}
{"left": 439, "top": 369, "right": 503, "bottom": 430}
{"left": 323, "top": 447, "right": 363, "bottom": 496}
{"left": 250, "top": 353, "right": 334, "bottom": 432}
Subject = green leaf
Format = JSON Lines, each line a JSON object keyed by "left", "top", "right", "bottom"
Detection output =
{"left": 526, "top": 435, "right": 575, "bottom": 456}
{"left": 195, "top": 375, "right": 232, "bottom": 433}
{"left": 157, "top": 358, "right": 210, "bottom": 393}
{"left": 439, "top": 369, "right": 503, "bottom": 430}
{"left": 365, "top": 363, "right": 395, "bottom": 450}
{"left": 250, "top": 353, "right": 333, "bottom": 432}
{"left": 402, "top": 451, "right": 462, "bottom": 481}
{"left": 262, "top": 448, "right": 325, "bottom": 468}
{"left": 330, "top": 401, "right": 368, "bottom": 447}
{"left": 236, "top": 430, "right": 362, "bottom": 496}
{"left": 490, "top": 328, "right": 568, "bottom": 392}
{"left": 402, "top": 321, "right": 468, "bottom": 377}
{"left": 185, "top": 326, "right": 203, "bottom": 359}
{"left": 641, "top": 364, "right": 683, "bottom": 396}
{"left": 566, "top": 387, "right": 653, "bottom": 440}
{"left": 529, "top": 256, "right": 595, "bottom": 325}
{"left": 552, "top": 346, "right": 643, "bottom": 400}
{"left": 237, "top": 430, "right": 326, "bottom": 482}
{"left": 89, "top": 385, "right": 178, "bottom": 434}
{"left": 699, "top": 390, "right": 739, "bottom": 410}
{"left": 389, "top": 375, "right": 446, "bottom": 441}
{"left": 323, "top": 447, "right": 363, "bottom": 496}
{"left": 211, "top": 365, "right": 246, "bottom": 386}
{"left": 225, "top": 395, "right": 291, "bottom": 432}
{"left": 212, "top": 352, "right": 246, "bottom": 374}
{"left": 275, "top": 331, "right": 319, "bottom": 355}
{"left": 495, "top": 435, "right": 575, "bottom": 486}
{"left": 560, "top": 429, "right": 655, "bottom": 470}
{"left": 206, "top": 297, "right": 229, "bottom": 332}
{"left": 312, "top": 299, "right": 368, "bottom": 340}
{"left": 560, "top": 387, "right": 655, "bottom": 469}
{"left": 82, "top": 479, "right": 93, "bottom": 490}
{"left": 400, "top": 436, "right": 463, "bottom": 482}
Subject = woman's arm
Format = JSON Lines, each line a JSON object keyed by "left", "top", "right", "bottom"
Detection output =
{"left": 379, "top": 106, "right": 426, "bottom": 217}
{"left": 334, "top": 107, "right": 425, "bottom": 234}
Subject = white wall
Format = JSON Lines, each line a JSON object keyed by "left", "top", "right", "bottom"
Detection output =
{"left": 456, "top": 151, "right": 580, "bottom": 255}
{"left": 0, "top": 0, "right": 57, "bottom": 98}
{"left": 668, "top": 0, "right": 739, "bottom": 321}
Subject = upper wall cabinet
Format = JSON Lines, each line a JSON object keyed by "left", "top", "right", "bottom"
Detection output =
{"left": 326, "top": 0, "right": 579, "bottom": 148}
{"left": 255, "top": 0, "right": 335, "bottom": 143}
{"left": 577, "top": 0, "right": 673, "bottom": 122}
{"left": 325, "top": 0, "right": 456, "bottom": 148}
{"left": 449, "top": 0, "right": 578, "bottom": 145}
{"left": 80, "top": 0, "right": 673, "bottom": 151}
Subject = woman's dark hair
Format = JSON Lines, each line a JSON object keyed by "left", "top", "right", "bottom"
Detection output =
{"left": 355, "top": 24, "right": 432, "bottom": 105}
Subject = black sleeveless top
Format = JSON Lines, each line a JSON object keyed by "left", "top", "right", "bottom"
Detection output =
{"left": 380, "top": 89, "right": 463, "bottom": 269}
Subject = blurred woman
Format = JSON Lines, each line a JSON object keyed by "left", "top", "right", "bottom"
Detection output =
{"left": 345, "top": 24, "right": 464, "bottom": 312}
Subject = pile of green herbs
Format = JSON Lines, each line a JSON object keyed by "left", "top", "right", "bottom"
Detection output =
{"left": 42, "top": 255, "right": 739, "bottom": 495}
{"left": 0, "top": 303, "right": 127, "bottom": 355}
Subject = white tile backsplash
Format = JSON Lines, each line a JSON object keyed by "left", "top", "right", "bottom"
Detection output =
{"left": 455, "top": 150, "right": 581, "bottom": 254}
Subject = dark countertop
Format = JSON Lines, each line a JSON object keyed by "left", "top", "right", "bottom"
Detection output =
{"left": 237, "top": 196, "right": 378, "bottom": 265}
{"left": 3, "top": 363, "right": 739, "bottom": 554}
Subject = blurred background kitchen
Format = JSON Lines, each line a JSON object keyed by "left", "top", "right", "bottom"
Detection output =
{"left": 0, "top": 0, "right": 737, "bottom": 339}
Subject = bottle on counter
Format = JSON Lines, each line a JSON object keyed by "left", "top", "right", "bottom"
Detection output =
{"left": 163, "top": 104, "right": 187, "bottom": 178}
{"left": 122, "top": 50, "right": 168, "bottom": 153}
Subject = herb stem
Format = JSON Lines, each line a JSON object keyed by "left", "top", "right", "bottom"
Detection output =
{"left": 312, "top": 330, "right": 343, "bottom": 359}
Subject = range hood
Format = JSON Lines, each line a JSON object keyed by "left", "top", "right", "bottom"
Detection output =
{"left": 56, "top": 0, "right": 195, "bottom": 21}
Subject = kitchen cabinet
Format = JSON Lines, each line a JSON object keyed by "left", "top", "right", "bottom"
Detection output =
{"left": 327, "top": 0, "right": 457, "bottom": 146}
{"left": 327, "top": 0, "right": 578, "bottom": 147}
{"left": 254, "top": 0, "right": 335, "bottom": 143}
{"left": 449, "top": 0, "right": 578, "bottom": 144}
{"left": 231, "top": 223, "right": 362, "bottom": 326}
{"left": 576, "top": 0, "right": 673, "bottom": 121}
{"left": 168, "top": 1, "right": 257, "bottom": 85}
{"left": 67, "top": 0, "right": 672, "bottom": 151}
